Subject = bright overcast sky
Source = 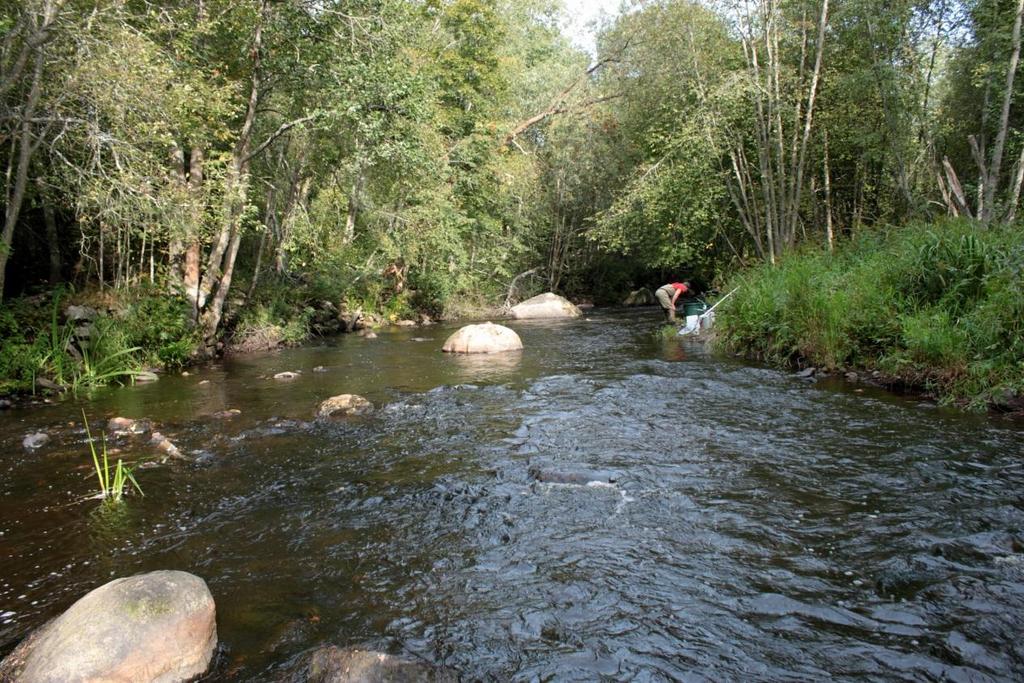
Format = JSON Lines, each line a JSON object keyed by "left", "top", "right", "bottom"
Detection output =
{"left": 561, "top": 0, "right": 623, "bottom": 55}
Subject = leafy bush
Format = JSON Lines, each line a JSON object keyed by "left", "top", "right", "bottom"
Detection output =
{"left": 117, "top": 289, "right": 198, "bottom": 368}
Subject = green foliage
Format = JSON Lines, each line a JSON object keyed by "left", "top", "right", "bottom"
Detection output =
{"left": 116, "top": 290, "right": 198, "bottom": 368}
{"left": 82, "top": 411, "right": 143, "bottom": 505}
{"left": 717, "top": 220, "right": 1024, "bottom": 406}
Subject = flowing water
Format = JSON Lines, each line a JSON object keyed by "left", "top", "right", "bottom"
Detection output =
{"left": 1, "top": 308, "right": 1023, "bottom": 681}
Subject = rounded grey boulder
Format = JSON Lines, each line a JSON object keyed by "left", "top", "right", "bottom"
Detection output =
{"left": 441, "top": 323, "right": 523, "bottom": 354}
{"left": 0, "top": 570, "right": 217, "bottom": 683}
{"left": 509, "top": 292, "right": 581, "bottom": 319}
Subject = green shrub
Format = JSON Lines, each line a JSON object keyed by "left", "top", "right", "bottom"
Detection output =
{"left": 118, "top": 289, "right": 198, "bottom": 368}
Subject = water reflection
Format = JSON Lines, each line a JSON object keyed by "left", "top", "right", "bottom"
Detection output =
{"left": 446, "top": 350, "right": 523, "bottom": 382}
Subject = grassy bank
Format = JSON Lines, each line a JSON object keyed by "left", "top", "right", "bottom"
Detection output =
{"left": 0, "top": 275, "right": 495, "bottom": 396}
{"left": 715, "top": 220, "right": 1024, "bottom": 409}
{"left": 0, "top": 287, "right": 197, "bottom": 396}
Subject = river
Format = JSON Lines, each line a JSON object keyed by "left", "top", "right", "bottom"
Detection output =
{"left": 1, "top": 308, "right": 1022, "bottom": 680}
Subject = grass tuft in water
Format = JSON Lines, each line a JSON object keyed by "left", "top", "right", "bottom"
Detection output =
{"left": 655, "top": 324, "right": 679, "bottom": 339}
{"left": 82, "top": 411, "right": 143, "bottom": 504}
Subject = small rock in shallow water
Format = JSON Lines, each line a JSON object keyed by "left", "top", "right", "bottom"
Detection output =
{"left": 0, "top": 399, "right": 11, "bottom": 410}
{"left": 212, "top": 409, "right": 241, "bottom": 419}
{"left": 313, "top": 365, "right": 328, "bottom": 373}
{"left": 796, "top": 367, "right": 816, "bottom": 379}
{"left": 317, "top": 394, "right": 374, "bottom": 418}
{"left": 296, "top": 645, "right": 455, "bottom": 683}
{"left": 134, "top": 371, "right": 159, "bottom": 383}
{"left": 22, "top": 433, "right": 49, "bottom": 450}
{"left": 150, "top": 432, "right": 183, "bottom": 459}
{"left": 528, "top": 463, "right": 623, "bottom": 486}
{"left": 274, "top": 371, "right": 301, "bottom": 381}
{"left": 106, "top": 417, "right": 150, "bottom": 434}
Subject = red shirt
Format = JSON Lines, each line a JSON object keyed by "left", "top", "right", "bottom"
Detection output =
{"left": 669, "top": 283, "right": 689, "bottom": 294}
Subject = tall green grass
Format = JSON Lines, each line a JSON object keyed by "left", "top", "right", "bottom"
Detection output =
{"left": 82, "top": 412, "right": 143, "bottom": 504}
{"left": 716, "top": 219, "right": 1024, "bottom": 407}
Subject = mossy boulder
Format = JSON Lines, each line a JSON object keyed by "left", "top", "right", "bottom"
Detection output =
{"left": 0, "top": 570, "right": 216, "bottom": 683}
{"left": 317, "top": 394, "right": 374, "bottom": 418}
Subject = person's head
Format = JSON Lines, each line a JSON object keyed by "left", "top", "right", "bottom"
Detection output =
{"left": 682, "top": 280, "right": 691, "bottom": 290}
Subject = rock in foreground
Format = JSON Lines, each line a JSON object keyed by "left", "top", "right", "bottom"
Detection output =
{"left": 441, "top": 323, "right": 522, "bottom": 354}
{"left": 298, "top": 646, "right": 455, "bottom": 683}
{"left": 318, "top": 394, "right": 374, "bottom": 418}
{"left": 509, "top": 292, "right": 581, "bottom": 319}
{"left": 0, "top": 570, "right": 216, "bottom": 683}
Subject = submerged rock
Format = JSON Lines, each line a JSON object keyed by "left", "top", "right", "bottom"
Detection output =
{"left": 510, "top": 292, "right": 581, "bottom": 320}
{"left": 0, "top": 570, "right": 216, "bottom": 683}
{"left": 796, "top": 367, "right": 817, "bottom": 379}
{"left": 317, "top": 394, "right": 374, "bottom": 418}
{"left": 395, "top": 319, "right": 418, "bottom": 327}
{"left": 212, "top": 409, "right": 241, "bottom": 420}
{"left": 134, "top": 371, "right": 160, "bottom": 383}
{"left": 529, "top": 463, "right": 623, "bottom": 486}
{"left": 442, "top": 323, "right": 523, "bottom": 354}
{"left": 107, "top": 416, "right": 151, "bottom": 434}
{"left": 296, "top": 646, "right": 454, "bottom": 683}
{"left": 274, "top": 371, "right": 302, "bottom": 381}
{"left": 22, "top": 432, "right": 49, "bottom": 450}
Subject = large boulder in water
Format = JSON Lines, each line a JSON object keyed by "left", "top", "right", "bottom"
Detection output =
{"left": 441, "top": 323, "right": 522, "bottom": 354}
{"left": 297, "top": 646, "right": 455, "bottom": 683}
{"left": 509, "top": 292, "right": 581, "bottom": 320}
{"left": 0, "top": 570, "right": 216, "bottom": 683}
{"left": 318, "top": 394, "right": 374, "bottom": 418}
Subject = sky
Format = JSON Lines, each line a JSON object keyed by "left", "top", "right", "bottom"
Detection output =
{"left": 560, "top": 0, "right": 623, "bottom": 55}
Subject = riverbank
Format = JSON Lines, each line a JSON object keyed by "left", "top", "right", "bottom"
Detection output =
{"left": 0, "top": 281, "right": 522, "bottom": 399}
{"left": 714, "top": 219, "right": 1024, "bottom": 412}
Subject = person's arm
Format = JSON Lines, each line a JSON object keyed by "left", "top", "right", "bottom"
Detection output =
{"left": 671, "top": 288, "right": 682, "bottom": 308}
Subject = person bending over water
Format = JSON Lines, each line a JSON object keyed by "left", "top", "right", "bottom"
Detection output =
{"left": 655, "top": 281, "right": 691, "bottom": 322}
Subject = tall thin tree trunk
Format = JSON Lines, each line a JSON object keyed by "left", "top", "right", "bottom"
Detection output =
{"left": 1006, "top": 145, "right": 1024, "bottom": 223}
{"left": 36, "top": 177, "right": 61, "bottom": 284}
{"left": 823, "top": 130, "right": 834, "bottom": 251}
{"left": 789, "top": 0, "right": 829, "bottom": 246}
{"left": 201, "top": 0, "right": 266, "bottom": 349}
{"left": 183, "top": 147, "right": 205, "bottom": 312}
{"left": 0, "top": 41, "right": 45, "bottom": 300}
{"left": 981, "top": 0, "right": 1024, "bottom": 223}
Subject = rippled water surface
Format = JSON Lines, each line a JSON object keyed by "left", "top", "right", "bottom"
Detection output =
{"left": 2, "top": 309, "right": 1023, "bottom": 681}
